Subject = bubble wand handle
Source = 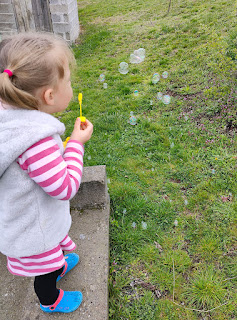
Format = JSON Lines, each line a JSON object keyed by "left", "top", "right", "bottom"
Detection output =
{"left": 78, "top": 93, "right": 86, "bottom": 122}
{"left": 63, "top": 92, "right": 86, "bottom": 149}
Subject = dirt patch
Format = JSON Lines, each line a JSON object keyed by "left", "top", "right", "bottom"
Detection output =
{"left": 77, "top": 1, "right": 91, "bottom": 9}
{"left": 166, "top": 88, "right": 203, "bottom": 101}
{"left": 169, "top": 178, "right": 182, "bottom": 184}
{"left": 91, "top": 11, "right": 148, "bottom": 26}
{"left": 131, "top": 279, "right": 163, "bottom": 299}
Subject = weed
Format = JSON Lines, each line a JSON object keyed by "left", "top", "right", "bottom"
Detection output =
{"left": 182, "top": 266, "right": 227, "bottom": 310}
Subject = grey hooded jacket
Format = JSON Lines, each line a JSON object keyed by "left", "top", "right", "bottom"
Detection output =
{"left": 0, "top": 108, "right": 71, "bottom": 257}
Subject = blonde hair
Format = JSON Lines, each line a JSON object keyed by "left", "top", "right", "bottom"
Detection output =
{"left": 0, "top": 32, "right": 75, "bottom": 110}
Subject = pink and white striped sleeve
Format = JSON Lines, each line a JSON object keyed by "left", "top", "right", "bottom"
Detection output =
{"left": 18, "top": 137, "right": 84, "bottom": 200}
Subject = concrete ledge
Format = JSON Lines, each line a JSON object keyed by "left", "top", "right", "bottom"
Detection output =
{"left": 0, "top": 166, "right": 110, "bottom": 320}
{"left": 70, "top": 165, "right": 108, "bottom": 210}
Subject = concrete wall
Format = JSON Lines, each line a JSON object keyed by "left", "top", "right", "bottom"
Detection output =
{"left": 0, "top": 0, "right": 79, "bottom": 43}
{"left": 49, "top": 0, "right": 80, "bottom": 42}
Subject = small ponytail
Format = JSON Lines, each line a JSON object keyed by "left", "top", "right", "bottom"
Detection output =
{"left": 0, "top": 32, "right": 75, "bottom": 110}
{"left": 0, "top": 71, "right": 39, "bottom": 110}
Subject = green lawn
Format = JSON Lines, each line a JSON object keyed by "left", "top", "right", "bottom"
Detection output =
{"left": 61, "top": 0, "right": 236, "bottom": 318}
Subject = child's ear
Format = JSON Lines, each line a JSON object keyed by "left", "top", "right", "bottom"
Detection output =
{"left": 43, "top": 88, "right": 55, "bottom": 106}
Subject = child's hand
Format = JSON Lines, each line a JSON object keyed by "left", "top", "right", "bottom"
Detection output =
{"left": 70, "top": 118, "right": 93, "bottom": 144}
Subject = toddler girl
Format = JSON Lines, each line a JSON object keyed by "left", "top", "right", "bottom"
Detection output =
{"left": 0, "top": 32, "right": 93, "bottom": 313}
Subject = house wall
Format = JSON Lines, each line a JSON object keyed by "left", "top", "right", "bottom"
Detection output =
{"left": 49, "top": 0, "right": 79, "bottom": 42}
{"left": 0, "top": 0, "right": 18, "bottom": 38}
{"left": 0, "top": 0, "right": 79, "bottom": 43}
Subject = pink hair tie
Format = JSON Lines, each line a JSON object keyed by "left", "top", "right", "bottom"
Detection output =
{"left": 3, "top": 69, "right": 13, "bottom": 77}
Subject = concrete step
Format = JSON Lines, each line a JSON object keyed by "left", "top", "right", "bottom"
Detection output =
{"left": 0, "top": 166, "right": 110, "bottom": 320}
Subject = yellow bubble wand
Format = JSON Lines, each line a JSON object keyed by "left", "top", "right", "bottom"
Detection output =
{"left": 63, "top": 92, "right": 86, "bottom": 148}
{"left": 78, "top": 92, "right": 86, "bottom": 123}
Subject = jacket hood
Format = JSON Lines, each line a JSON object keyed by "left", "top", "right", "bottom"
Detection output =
{"left": 0, "top": 109, "right": 65, "bottom": 177}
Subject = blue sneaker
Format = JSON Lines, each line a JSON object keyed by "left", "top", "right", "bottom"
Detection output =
{"left": 40, "top": 289, "right": 83, "bottom": 313}
{"left": 57, "top": 253, "right": 79, "bottom": 282}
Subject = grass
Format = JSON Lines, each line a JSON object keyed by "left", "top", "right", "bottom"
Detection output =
{"left": 60, "top": 0, "right": 236, "bottom": 318}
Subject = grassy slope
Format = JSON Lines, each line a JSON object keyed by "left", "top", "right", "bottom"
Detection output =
{"left": 61, "top": 0, "right": 236, "bottom": 318}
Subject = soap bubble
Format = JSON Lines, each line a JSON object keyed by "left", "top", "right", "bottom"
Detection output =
{"left": 157, "top": 92, "right": 163, "bottom": 100}
{"left": 129, "top": 112, "right": 137, "bottom": 125}
{"left": 118, "top": 62, "right": 129, "bottom": 74}
{"left": 132, "top": 222, "right": 136, "bottom": 228}
{"left": 99, "top": 74, "right": 105, "bottom": 82}
{"left": 130, "top": 48, "right": 145, "bottom": 64}
{"left": 162, "top": 71, "right": 168, "bottom": 79}
{"left": 129, "top": 114, "right": 137, "bottom": 125}
{"left": 141, "top": 221, "right": 147, "bottom": 229}
{"left": 103, "top": 83, "right": 108, "bottom": 89}
{"left": 162, "top": 94, "right": 171, "bottom": 104}
{"left": 134, "top": 90, "right": 139, "bottom": 96}
{"left": 130, "top": 54, "right": 142, "bottom": 64}
{"left": 135, "top": 48, "right": 146, "bottom": 60}
{"left": 152, "top": 73, "right": 160, "bottom": 84}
